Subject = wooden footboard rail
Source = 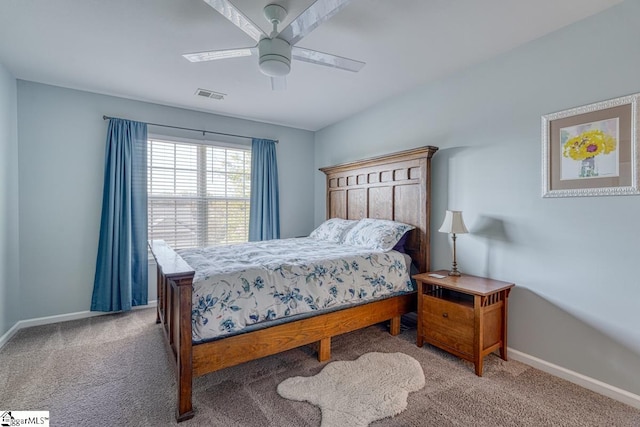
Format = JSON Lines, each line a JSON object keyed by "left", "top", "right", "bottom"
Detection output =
{"left": 150, "top": 239, "right": 416, "bottom": 422}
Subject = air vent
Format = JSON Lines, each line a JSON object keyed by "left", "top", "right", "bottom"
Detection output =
{"left": 195, "top": 88, "right": 225, "bottom": 100}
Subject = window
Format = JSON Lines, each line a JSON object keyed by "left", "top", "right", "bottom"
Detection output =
{"left": 147, "top": 137, "right": 251, "bottom": 249}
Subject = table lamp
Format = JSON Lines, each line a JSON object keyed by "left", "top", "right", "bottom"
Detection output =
{"left": 438, "top": 210, "right": 468, "bottom": 276}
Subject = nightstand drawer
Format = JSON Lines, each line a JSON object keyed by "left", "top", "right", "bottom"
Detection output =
{"left": 421, "top": 294, "right": 474, "bottom": 356}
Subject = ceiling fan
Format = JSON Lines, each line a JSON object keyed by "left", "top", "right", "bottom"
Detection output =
{"left": 183, "top": 0, "right": 365, "bottom": 90}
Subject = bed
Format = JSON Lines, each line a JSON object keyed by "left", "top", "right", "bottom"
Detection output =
{"left": 150, "top": 145, "right": 438, "bottom": 421}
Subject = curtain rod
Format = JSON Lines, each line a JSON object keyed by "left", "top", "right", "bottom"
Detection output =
{"left": 102, "top": 115, "right": 278, "bottom": 143}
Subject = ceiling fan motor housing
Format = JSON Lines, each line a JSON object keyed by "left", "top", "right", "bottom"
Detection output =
{"left": 258, "top": 37, "right": 291, "bottom": 77}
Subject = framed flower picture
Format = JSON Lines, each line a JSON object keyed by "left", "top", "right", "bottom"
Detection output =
{"left": 542, "top": 93, "right": 640, "bottom": 197}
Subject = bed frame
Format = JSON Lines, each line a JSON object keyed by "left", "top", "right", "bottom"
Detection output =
{"left": 150, "top": 145, "right": 438, "bottom": 421}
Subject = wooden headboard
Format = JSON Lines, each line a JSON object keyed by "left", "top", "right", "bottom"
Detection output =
{"left": 319, "top": 146, "right": 438, "bottom": 274}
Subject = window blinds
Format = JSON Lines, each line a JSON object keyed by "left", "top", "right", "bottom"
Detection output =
{"left": 147, "top": 138, "right": 251, "bottom": 249}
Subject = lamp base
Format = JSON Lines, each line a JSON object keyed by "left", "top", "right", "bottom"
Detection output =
{"left": 448, "top": 233, "right": 462, "bottom": 276}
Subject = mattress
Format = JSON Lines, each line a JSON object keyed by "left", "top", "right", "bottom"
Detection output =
{"left": 177, "top": 237, "right": 413, "bottom": 343}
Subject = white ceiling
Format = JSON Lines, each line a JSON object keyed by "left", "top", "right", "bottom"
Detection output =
{"left": 0, "top": 0, "right": 622, "bottom": 131}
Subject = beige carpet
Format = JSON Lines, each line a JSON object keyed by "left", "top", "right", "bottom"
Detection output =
{"left": 278, "top": 352, "right": 425, "bottom": 426}
{"left": 1, "top": 308, "right": 639, "bottom": 426}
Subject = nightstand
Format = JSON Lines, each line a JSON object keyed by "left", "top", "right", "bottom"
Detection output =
{"left": 414, "top": 271, "right": 514, "bottom": 376}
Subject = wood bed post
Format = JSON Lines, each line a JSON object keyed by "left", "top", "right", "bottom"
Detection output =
{"left": 318, "top": 337, "right": 331, "bottom": 362}
{"left": 390, "top": 316, "right": 401, "bottom": 336}
{"left": 173, "top": 274, "right": 195, "bottom": 422}
{"left": 155, "top": 264, "right": 162, "bottom": 324}
{"left": 149, "top": 240, "right": 196, "bottom": 423}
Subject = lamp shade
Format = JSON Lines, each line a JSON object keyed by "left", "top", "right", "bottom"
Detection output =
{"left": 438, "top": 210, "right": 468, "bottom": 234}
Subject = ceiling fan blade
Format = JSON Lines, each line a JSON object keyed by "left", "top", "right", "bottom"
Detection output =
{"left": 277, "top": 0, "right": 353, "bottom": 46}
{"left": 271, "top": 76, "right": 287, "bottom": 91}
{"left": 183, "top": 47, "right": 256, "bottom": 62}
{"left": 292, "top": 47, "right": 365, "bottom": 72}
{"left": 202, "top": 0, "right": 266, "bottom": 42}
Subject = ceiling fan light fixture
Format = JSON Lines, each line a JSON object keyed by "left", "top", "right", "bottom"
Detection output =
{"left": 259, "top": 56, "right": 290, "bottom": 77}
{"left": 258, "top": 37, "right": 291, "bottom": 77}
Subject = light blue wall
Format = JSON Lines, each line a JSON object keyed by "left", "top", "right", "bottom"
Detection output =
{"left": 16, "top": 81, "right": 315, "bottom": 320}
{"left": 315, "top": 0, "right": 640, "bottom": 395}
{"left": 0, "top": 63, "right": 19, "bottom": 337}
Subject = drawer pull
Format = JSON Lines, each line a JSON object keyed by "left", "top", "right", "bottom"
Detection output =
{"left": 442, "top": 313, "right": 448, "bottom": 318}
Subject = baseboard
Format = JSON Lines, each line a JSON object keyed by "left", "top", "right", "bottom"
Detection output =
{"left": 0, "top": 321, "right": 21, "bottom": 351}
{"left": 0, "top": 300, "right": 157, "bottom": 350}
{"left": 508, "top": 348, "right": 640, "bottom": 410}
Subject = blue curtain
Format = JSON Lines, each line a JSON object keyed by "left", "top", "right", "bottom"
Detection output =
{"left": 91, "top": 118, "right": 148, "bottom": 312}
{"left": 249, "top": 138, "right": 280, "bottom": 241}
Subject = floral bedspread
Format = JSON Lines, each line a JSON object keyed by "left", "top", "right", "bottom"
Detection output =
{"left": 177, "top": 238, "right": 413, "bottom": 343}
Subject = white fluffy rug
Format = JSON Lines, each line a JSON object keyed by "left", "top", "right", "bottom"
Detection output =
{"left": 277, "top": 352, "right": 425, "bottom": 427}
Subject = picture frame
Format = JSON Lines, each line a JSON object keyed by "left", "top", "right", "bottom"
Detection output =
{"left": 542, "top": 93, "right": 640, "bottom": 197}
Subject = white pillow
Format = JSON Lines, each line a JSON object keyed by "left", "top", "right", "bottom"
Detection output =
{"left": 309, "top": 218, "right": 358, "bottom": 243}
{"left": 343, "top": 218, "right": 415, "bottom": 251}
